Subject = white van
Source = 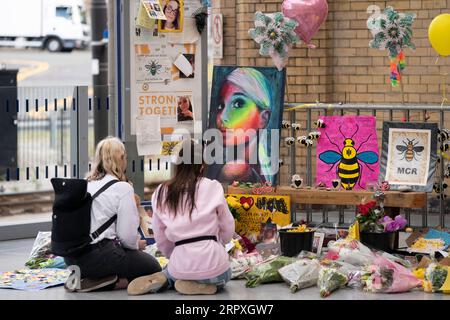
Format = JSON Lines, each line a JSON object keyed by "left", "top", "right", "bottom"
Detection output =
{"left": 0, "top": 0, "right": 90, "bottom": 52}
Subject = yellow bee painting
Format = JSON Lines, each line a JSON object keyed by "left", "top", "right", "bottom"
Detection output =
{"left": 319, "top": 124, "right": 379, "bottom": 190}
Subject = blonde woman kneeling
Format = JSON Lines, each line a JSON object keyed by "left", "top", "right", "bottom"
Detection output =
{"left": 64, "top": 137, "right": 161, "bottom": 292}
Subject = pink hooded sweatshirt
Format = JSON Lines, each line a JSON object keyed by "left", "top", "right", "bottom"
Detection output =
{"left": 151, "top": 178, "right": 235, "bottom": 280}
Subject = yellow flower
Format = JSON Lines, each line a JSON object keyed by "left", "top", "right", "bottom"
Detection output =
{"left": 423, "top": 280, "right": 433, "bottom": 293}
{"left": 226, "top": 196, "right": 241, "bottom": 210}
{"left": 413, "top": 268, "right": 425, "bottom": 280}
{"left": 287, "top": 225, "right": 310, "bottom": 233}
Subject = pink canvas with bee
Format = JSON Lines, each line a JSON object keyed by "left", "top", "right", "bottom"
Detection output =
{"left": 316, "top": 116, "right": 380, "bottom": 190}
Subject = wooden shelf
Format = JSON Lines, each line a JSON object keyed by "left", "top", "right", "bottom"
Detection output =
{"left": 227, "top": 185, "right": 427, "bottom": 209}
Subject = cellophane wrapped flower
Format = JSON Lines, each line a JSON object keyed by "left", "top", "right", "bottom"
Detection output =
{"left": 318, "top": 267, "right": 348, "bottom": 297}
{"left": 278, "top": 259, "right": 321, "bottom": 293}
{"left": 361, "top": 255, "right": 421, "bottom": 293}
{"left": 424, "top": 264, "right": 450, "bottom": 293}
{"left": 245, "top": 256, "right": 297, "bottom": 288}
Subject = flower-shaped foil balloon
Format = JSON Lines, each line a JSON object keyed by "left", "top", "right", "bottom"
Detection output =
{"left": 249, "top": 11, "right": 300, "bottom": 71}
{"left": 367, "top": 6, "right": 415, "bottom": 86}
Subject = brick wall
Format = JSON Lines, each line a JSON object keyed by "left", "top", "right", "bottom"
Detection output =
{"left": 214, "top": 0, "right": 450, "bottom": 104}
{"left": 212, "top": 0, "right": 450, "bottom": 186}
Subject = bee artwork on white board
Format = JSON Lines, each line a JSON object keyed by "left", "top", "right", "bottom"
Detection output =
{"left": 380, "top": 122, "right": 438, "bottom": 192}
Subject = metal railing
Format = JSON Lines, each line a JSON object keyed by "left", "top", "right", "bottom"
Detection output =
{"left": 283, "top": 103, "right": 449, "bottom": 228}
{"left": 1, "top": 88, "right": 448, "bottom": 228}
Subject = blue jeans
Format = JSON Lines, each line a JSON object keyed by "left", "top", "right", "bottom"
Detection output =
{"left": 162, "top": 268, "right": 232, "bottom": 291}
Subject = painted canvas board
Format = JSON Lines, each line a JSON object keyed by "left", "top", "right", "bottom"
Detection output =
{"left": 380, "top": 122, "right": 438, "bottom": 192}
{"left": 206, "top": 66, "right": 286, "bottom": 185}
{"left": 316, "top": 116, "right": 380, "bottom": 190}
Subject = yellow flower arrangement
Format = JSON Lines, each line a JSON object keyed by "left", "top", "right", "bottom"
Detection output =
{"left": 413, "top": 268, "right": 425, "bottom": 280}
{"left": 411, "top": 238, "right": 445, "bottom": 250}
{"left": 287, "top": 225, "right": 310, "bottom": 233}
{"left": 226, "top": 196, "right": 241, "bottom": 210}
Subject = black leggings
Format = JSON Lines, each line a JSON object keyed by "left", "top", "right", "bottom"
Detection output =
{"left": 64, "top": 239, "right": 161, "bottom": 283}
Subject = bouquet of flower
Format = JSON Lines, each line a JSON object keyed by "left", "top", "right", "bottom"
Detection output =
{"left": 245, "top": 256, "right": 297, "bottom": 288}
{"left": 356, "top": 199, "right": 407, "bottom": 233}
{"left": 278, "top": 259, "right": 320, "bottom": 293}
{"left": 317, "top": 267, "right": 348, "bottom": 297}
{"left": 226, "top": 195, "right": 243, "bottom": 220}
{"left": 230, "top": 252, "right": 264, "bottom": 279}
{"left": 361, "top": 255, "right": 421, "bottom": 293}
{"left": 423, "top": 263, "right": 450, "bottom": 293}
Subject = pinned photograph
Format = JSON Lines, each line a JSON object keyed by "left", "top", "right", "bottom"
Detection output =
{"left": 141, "top": 0, "right": 167, "bottom": 20}
{"left": 179, "top": 54, "right": 195, "bottom": 78}
{"left": 177, "top": 95, "right": 194, "bottom": 122}
{"left": 158, "top": 0, "right": 184, "bottom": 33}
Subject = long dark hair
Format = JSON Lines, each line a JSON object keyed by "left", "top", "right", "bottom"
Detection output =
{"left": 161, "top": 0, "right": 180, "bottom": 30}
{"left": 156, "top": 140, "right": 204, "bottom": 218}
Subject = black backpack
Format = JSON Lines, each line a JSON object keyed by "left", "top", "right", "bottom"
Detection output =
{"left": 50, "top": 178, "right": 119, "bottom": 257}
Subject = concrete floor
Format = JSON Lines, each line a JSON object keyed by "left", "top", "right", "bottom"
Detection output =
{"left": 1, "top": 238, "right": 450, "bottom": 300}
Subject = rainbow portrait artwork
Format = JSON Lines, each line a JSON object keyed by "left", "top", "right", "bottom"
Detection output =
{"left": 205, "top": 66, "right": 286, "bottom": 185}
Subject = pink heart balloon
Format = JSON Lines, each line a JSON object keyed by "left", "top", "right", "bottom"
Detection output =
{"left": 282, "top": 0, "right": 328, "bottom": 45}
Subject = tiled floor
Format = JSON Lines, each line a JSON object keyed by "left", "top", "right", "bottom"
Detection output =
{"left": 1, "top": 238, "right": 450, "bottom": 300}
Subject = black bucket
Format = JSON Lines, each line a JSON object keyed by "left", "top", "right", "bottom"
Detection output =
{"left": 360, "top": 231, "right": 397, "bottom": 253}
{"left": 279, "top": 229, "right": 314, "bottom": 257}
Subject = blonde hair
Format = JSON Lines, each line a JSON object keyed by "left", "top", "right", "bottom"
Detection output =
{"left": 86, "top": 136, "right": 127, "bottom": 182}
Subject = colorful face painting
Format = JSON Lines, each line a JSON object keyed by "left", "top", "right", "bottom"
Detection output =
{"left": 316, "top": 116, "right": 380, "bottom": 190}
{"left": 380, "top": 122, "right": 438, "bottom": 192}
{"left": 205, "top": 66, "right": 286, "bottom": 185}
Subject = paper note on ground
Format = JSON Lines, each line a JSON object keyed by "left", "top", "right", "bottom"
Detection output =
{"left": 136, "top": 116, "right": 162, "bottom": 156}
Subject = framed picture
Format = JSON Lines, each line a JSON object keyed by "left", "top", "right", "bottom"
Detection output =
{"left": 312, "top": 232, "right": 325, "bottom": 255}
{"left": 316, "top": 115, "right": 380, "bottom": 190}
{"left": 158, "top": 0, "right": 184, "bottom": 33}
{"left": 205, "top": 66, "right": 286, "bottom": 185}
{"left": 380, "top": 122, "right": 438, "bottom": 192}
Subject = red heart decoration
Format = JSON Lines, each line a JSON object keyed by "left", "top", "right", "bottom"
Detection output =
{"left": 239, "top": 197, "right": 254, "bottom": 210}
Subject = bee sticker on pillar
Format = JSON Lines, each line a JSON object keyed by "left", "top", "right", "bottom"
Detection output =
{"left": 380, "top": 122, "right": 438, "bottom": 192}
{"left": 316, "top": 116, "right": 380, "bottom": 190}
{"left": 291, "top": 123, "right": 301, "bottom": 131}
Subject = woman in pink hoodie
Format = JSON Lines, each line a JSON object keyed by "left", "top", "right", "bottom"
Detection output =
{"left": 128, "top": 140, "right": 235, "bottom": 295}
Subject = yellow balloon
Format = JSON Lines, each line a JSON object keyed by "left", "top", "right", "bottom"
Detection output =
{"left": 429, "top": 14, "right": 450, "bottom": 57}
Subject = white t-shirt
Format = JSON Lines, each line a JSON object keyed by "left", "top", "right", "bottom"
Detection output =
{"left": 87, "top": 174, "right": 140, "bottom": 250}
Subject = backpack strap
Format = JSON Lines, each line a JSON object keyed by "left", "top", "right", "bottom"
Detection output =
{"left": 89, "top": 179, "right": 120, "bottom": 241}
{"left": 92, "top": 179, "right": 120, "bottom": 200}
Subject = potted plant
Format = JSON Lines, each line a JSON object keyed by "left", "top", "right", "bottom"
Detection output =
{"left": 356, "top": 199, "right": 407, "bottom": 253}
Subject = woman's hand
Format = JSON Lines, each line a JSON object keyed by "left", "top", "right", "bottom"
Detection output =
{"left": 182, "top": 110, "right": 193, "bottom": 118}
{"left": 134, "top": 194, "right": 141, "bottom": 208}
{"left": 138, "top": 240, "right": 147, "bottom": 251}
